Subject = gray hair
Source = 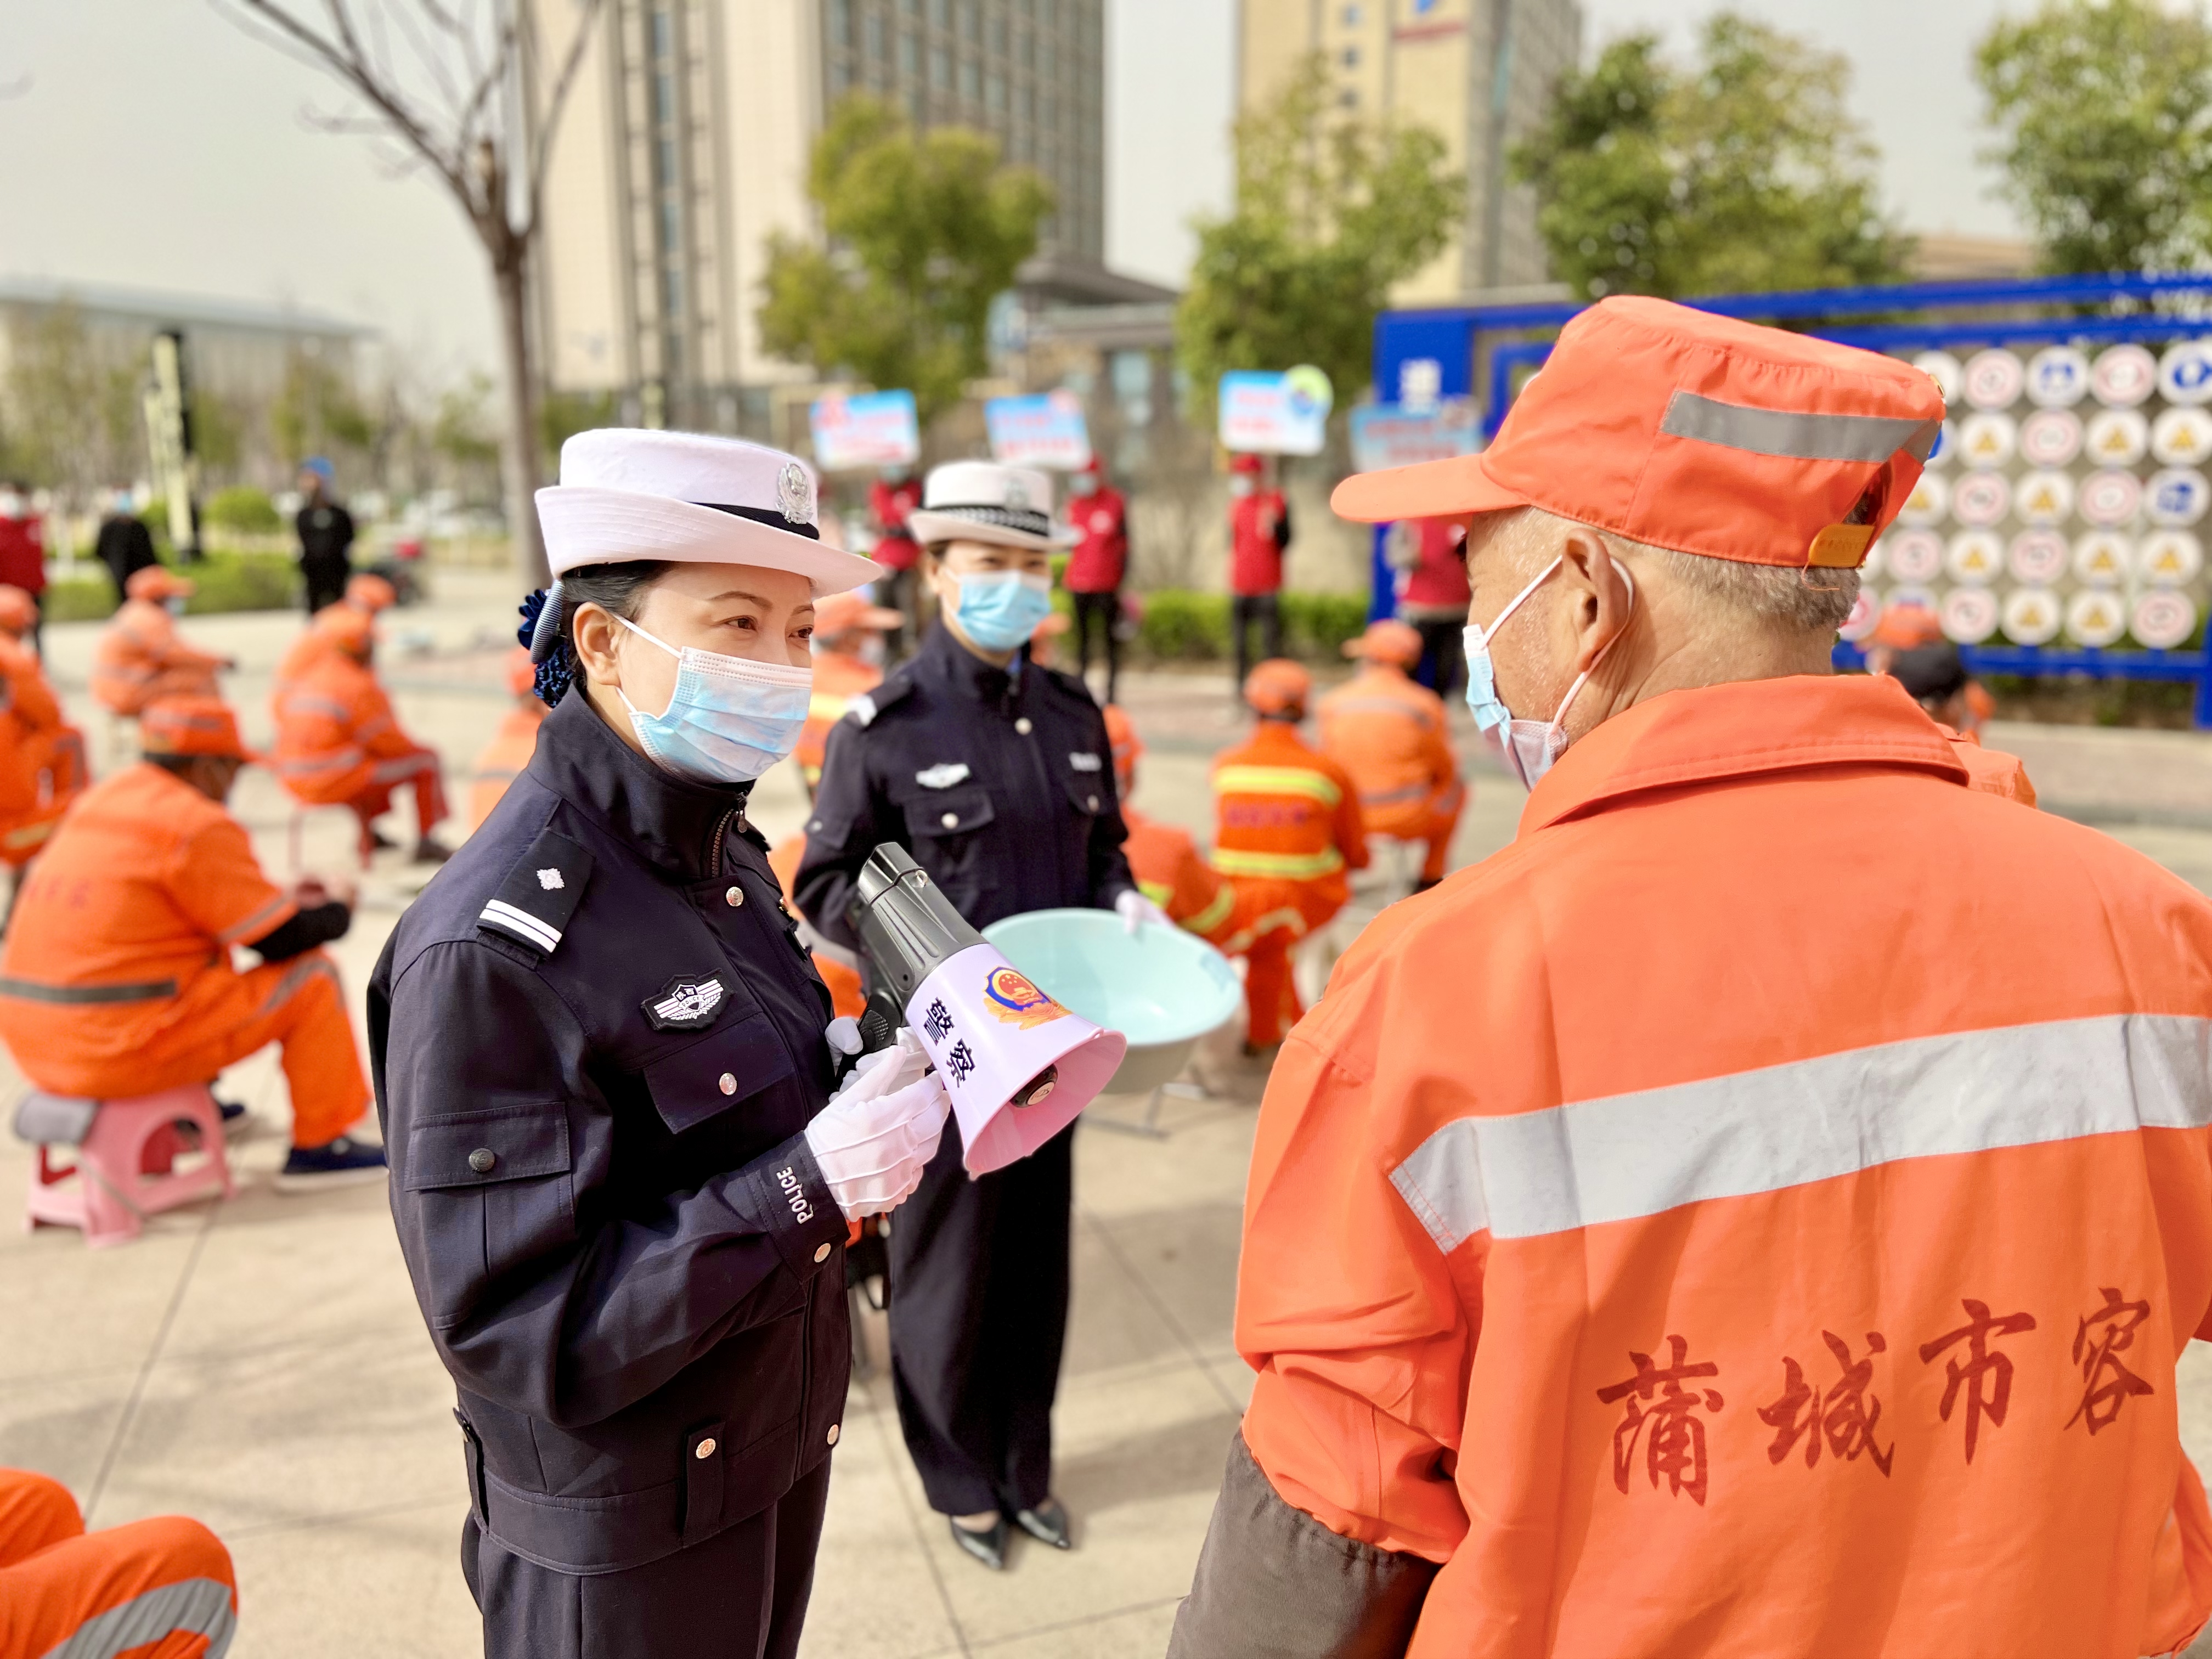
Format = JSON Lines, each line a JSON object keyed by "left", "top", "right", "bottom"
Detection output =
{"left": 1494, "top": 509, "right": 1860, "bottom": 635}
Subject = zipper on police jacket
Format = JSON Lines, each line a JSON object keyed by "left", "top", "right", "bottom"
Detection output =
{"left": 706, "top": 807, "right": 739, "bottom": 878}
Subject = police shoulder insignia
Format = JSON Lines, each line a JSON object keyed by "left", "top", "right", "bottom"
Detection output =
{"left": 477, "top": 830, "right": 594, "bottom": 957}
{"left": 849, "top": 674, "right": 914, "bottom": 729}
{"left": 645, "top": 974, "right": 726, "bottom": 1031}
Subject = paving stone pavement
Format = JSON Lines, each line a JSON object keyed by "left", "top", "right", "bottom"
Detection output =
{"left": 4, "top": 567, "right": 2212, "bottom": 1655}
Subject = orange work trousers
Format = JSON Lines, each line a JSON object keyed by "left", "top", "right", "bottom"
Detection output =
{"left": 0, "top": 1469, "right": 236, "bottom": 1659}
{"left": 348, "top": 751, "right": 447, "bottom": 852}
{"left": 4, "top": 953, "right": 370, "bottom": 1150}
{"left": 1363, "top": 780, "right": 1464, "bottom": 883}
{"left": 1221, "top": 876, "right": 1347, "bottom": 1048}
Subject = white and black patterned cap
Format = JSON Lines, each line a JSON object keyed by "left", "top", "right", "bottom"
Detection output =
{"left": 907, "top": 460, "right": 1079, "bottom": 551}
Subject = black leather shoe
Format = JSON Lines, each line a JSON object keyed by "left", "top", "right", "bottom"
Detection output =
{"left": 948, "top": 1515, "right": 1008, "bottom": 1570}
{"left": 1013, "top": 1498, "right": 1073, "bottom": 1550}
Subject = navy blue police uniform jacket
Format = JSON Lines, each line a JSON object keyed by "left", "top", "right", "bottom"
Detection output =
{"left": 794, "top": 626, "right": 1137, "bottom": 945}
{"left": 368, "top": 689, "right": 851, "bottom": 1578}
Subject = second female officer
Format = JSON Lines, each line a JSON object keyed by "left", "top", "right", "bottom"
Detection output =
{"left": 371, "top": 430, "right": 952, "bottom": 1658}
{"left": 796, "top": 461, "right": 1166, "bottom": 1570}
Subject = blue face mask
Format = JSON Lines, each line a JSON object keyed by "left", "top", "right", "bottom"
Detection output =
{"left": 1462, "top": 556, "right": 1633, "bottom": 791}
{"left": 953, "top": 571, "right": 1054, "bottom": 652}
{"left": 613, "top": 614, "right": 812, "bottom": 784}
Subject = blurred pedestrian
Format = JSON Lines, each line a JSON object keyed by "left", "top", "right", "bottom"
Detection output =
{"left": 0, "top": 585, "right": 87, "bottom": 891}
{"left": 1317, "top": 620, "right": 1463, "bottom": 892}
{"left": 274, "top": 570, "right": 399, "bottom": 705}
{"left": 466, "top": 647, "right": 548, "bottom": 832}
{"left": 1064, "top": 458, "right": 1128, "bottom": 702}
{"left": 295, "top": 456, "right": 356, "bottom": 616}
{"left": 89, "top": 567, "right": 230, "bottom": 719}
{"left": 870, "top": 464, "right": 925, "bottom": 654}
{"left": 1388, "top": 516, "right": 1471, "bottom": 698}
{"left": 93, "top": 488, "right": 159, "bottom": 613}
{"left": 0, "top": 482, "right": 46, "bottom": 656}
{"left": 1227, "top": 454, "right": 1291, "bottom": 693}
{"left": 793, "top": 589, "right": 901, "bottom": 800}
{"left": 1104, "top": 703, "right": 1237, "bottom": 944}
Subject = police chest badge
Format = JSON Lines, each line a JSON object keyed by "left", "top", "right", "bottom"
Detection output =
{"left": 777, "top": 461, "right": 812, "bottom": 526}
{"left": 645, "top": 974, "right": 726, "bottom": 1032}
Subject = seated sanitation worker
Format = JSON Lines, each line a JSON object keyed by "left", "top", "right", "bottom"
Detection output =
{"left": 1169, "top": 296, "right": 2212, "bottom": 1658}
{"left": 466, "top": 647, "right": 547, "bottom": 832}
{"left": 0, "top": 585, "right": 86, "bottom": 875}
{"left": 0, "top": 1466, "right": 236, "bottom": 1658}
{"left": 0, "top": 696, "right": 383, "bottom": 1190}
{"left": 1317, "top": 619, "right": 1464, "bottom": 892}
{"left": 1209, "top": 660, "right": 1366, "bottom": 1054}
{"left": 793, "top": 589, "right": 902, "bottom": 798}
{"left": 273, "top": 571, "right": 398, "bottom": 702}
{"left": 1104, "top": 703, "right": 1237, "bottom": 945}
{"left": 270, "top": 603, "right": 452, "bottom": 863}
{"left": 88, "top": 567, "right": 230, "bottom": 719}
{"left": 765, "top": 831, "right": 865, "bottom": 1020}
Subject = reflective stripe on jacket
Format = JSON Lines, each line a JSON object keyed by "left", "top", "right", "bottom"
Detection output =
{"left": 1209, "top": 724, "right": 1366, "bottom": 901}
{"left": 1213, "top": 673, "right": 2212, "bottom": 1658}
{"left": 1316, "top": 666, "right": 1462, "bottom": 837}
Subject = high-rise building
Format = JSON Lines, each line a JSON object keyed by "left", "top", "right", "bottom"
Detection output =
{"left": 531, "top": 0, "right": 1110, "bottom": 431}
{"left": 1237, "top": 0, "right": 1583, "bottom": 304}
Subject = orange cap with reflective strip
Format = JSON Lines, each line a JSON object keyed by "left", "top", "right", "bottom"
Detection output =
{"left": 311, "top": 603, "right": 375, "bottom": 653}
{"left": 1244, "top": 658, "right": 1311, "bottom": 716}
{"left": 1331, "top": 296, "right": 1945, "bottom": 571}
{"left": 126, "top": 566, "right": 195, "bottom": 601}
{"left": 1344, "top": 619, "right": 1423, "bottom": 665}
{"left": 346, "top": 572, "right": 397, "bottom": 612}
{"left": 140, "top": 695, "right": 253, "bottom": 760}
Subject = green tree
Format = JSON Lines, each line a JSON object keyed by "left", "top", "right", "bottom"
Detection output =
{"left": 0, "top": 302, "right": 139, "bottom": 504}
{"left": 1176, "top": 54, "right": 1460, "bottom": 419}
{"left": 540, "top": 388, "right": 617, "bottom": 470}
{"left": 1976, "top": 0, "right": 2212, "bottom": 275}
{"left": 1514, "top": 14, "right": 1909, "bottom": 300}
{"left": 758, "top": 96, "right": 1053, "bottom": 425}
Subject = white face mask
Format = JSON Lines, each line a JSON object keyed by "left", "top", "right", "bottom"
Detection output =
{"left": 612, "top": 614, "right": 812, "bottom": 785}
{"left": 1461, "top": 557, "right": 1634, "bottom": 791}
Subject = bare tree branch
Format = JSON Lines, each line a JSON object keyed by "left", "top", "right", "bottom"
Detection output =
{"left": 522, "top": 0, "right": 608, "bottom": 239}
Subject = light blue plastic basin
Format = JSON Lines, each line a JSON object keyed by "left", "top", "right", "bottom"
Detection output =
{"left": 981, "top": 908, "right": 1242, "bottom": 1095}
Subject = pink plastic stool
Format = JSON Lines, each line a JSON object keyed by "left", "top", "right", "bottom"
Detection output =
{"left": 21, "top": 1085, "right": 236, "bottom": 1248}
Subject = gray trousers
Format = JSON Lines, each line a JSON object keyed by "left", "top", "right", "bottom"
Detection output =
{"left": 462, "top": 1457, "right": 831, "bottom": 1659}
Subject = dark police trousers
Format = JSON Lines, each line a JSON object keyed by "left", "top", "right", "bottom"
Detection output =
{"left": 463, "top": 1458, "right": 830, "bottom": 1659}
{"left": 888, "top": 1121, "right": 1074, "bottom": 1516}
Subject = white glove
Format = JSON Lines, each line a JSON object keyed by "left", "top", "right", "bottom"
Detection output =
{"left": 803, "top": 1029, "right": 951, "bottom": 1221}
{"left": 1116, "top": 888, "right": 1172, "bottom": 935}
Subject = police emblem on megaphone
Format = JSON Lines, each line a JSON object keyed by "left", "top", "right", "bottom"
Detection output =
{"left": 850, "top": 845, "right": 1127, "bottom": 1175}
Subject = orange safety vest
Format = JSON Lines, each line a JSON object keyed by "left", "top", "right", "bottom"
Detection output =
{"left": 1234, "top": 673, "right": 2212, "bottom": 1657}
{"left": 795, "top": 651, "right": 882, "bottom": 783}
{"left": 1315, "top": 664, "right": 1462, "bottom": 839}
{"left": 270, "top": 651, "right": 415, "bottom": 806}
{"left": 0, "top": 636, "right": 86, "bottom": 864}
{"left": 467, "top": 703, "right": 546, "bottom": 831}
{"left": 1125, "top": 806, "right": 1237, "bottom": 943}
{"left": 88, "top": 600, "right": 223, "bottom": 717}
{"left": 1210, "top": 720, "right": 1367, "bottom": 901}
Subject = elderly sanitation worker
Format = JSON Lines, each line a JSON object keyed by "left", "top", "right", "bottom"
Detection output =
{"left": 271, "top": 602, "right": 451, "bottom": 863}
{"left": 88, "top": 567, "right": 230, "bottom": 719}
{"left": 1104, "top": 703, "right": 1236, "bottom": 945}
{"left": 372, "top": 430, "right": 950, "bottom": 1658}
{"left": 0, "top": 696, "right": 380, "bottom": 1190}
{"left": 1317, "top": 619, "right": 1463, "bottom": 892}
{"left": 1166, "top": 296, "right": 2212, "bottom": 1659}
{"left": 792, "top": 588, "right": 902, "bottom": 798}
{"left": 0, "top": 1466, "right": 237, "bottom": 1659}
{"left": 1210, "top": 660, "right": 1365, "bottom": 1054}
{"left": 465, "top": 647, "right": 549, "bottom": 832}
{"left": 274, "top": 571, "right": 398, "bottom": 702}
{"left": 0, "top": 585, "right": 86, "bottom": 874}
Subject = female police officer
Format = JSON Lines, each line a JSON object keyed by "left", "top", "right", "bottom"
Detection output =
{"left": 795, "top": 461, "right": 1166, "bottom": 1570}
{"left": 370, "top": 430, "right": 951, "bottom": 1658}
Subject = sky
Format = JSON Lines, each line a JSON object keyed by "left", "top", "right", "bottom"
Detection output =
{"left": 0, "top": 0, "right": 2027, "bottom": 375}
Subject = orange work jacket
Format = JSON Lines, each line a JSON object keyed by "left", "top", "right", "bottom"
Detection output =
{"left": 271, "top": 651, "right": 417, "bottom": 806}
{"left": 1210, "top": 720, "right": 1368, "bottom": 918}
{"left": 1229, "top": 672, "right": 2212, "bottom": 1658}
{"left": 0, "top": 763, "right": 296, "bottom": 1090}
{"left": 1125, "top": 805, "right": 1237, "bottom": 944}
{"left": 0, "top": 635, "right": 84, "bottom": 839}
{"left": 765, "top": 831, "right": 863, "bottom": 1019}
{"left": 795, "top": 652, "right": 882, "bottom": 783}
{"left": 88, "top": 600, "right": 224, "bottom": 717}
{"left": 467, "top": 703, "right": 546, "bottom": 831}
{"left": 1315, "top": 664, "right": 1462, "bottom": 838}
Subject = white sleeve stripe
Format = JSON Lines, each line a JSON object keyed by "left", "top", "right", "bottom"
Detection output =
{"left": 479, "top": 899, "right": 561, "bottom": 951}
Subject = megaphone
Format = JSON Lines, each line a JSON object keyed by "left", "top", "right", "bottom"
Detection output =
{"left": 851, "top": 844, "right": 1126, "bottom": 1175}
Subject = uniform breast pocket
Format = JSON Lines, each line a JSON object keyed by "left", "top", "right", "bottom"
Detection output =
{"left": 899, "top": 785, "right": 999, "bottom": 902}
{"left": 642, "top": 1010, "right": 798, "bottom": 1138}
{"left": 402, "top": 1107, "right": 574, "bottom": 1330}
{"left": 1062, "top": 773, "right": 1107, "bottom": 823}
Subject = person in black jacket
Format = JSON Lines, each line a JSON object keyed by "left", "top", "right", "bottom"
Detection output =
{"left": 370, "top": 430, "right": 950, "bottom": 1659}
{"left": 295, "top": 458, "right": 356, "bottom": 616}
{"left": 795, "top": 461, "right": 1166, "bottom": 1572}
{"left": 93, "top": 490, "right": 158, "bottom": 610}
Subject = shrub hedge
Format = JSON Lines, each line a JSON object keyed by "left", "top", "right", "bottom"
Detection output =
{"left": 1109, "top": 589, "right": 1369, "bottom": 663}
{"left": 42, "top": 552, "right": 300, "bottom": 623}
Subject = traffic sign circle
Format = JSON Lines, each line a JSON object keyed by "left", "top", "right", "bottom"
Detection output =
{"left": 1897, "top": 473, "right": 1949, "bottom": 527}
{"left": 2019, "top": 408, "right": 2084, "bottom": 468}
{"left": 2152, "top": 407, "right": 2212, "bottom": 466}
{"left": 2066, "top": 589, "right": 2129, "bottom": 647}
{"left": 1940, "top": 586, "right": 2001, "bottom": 644}
{"left": 1882, "top": 528, "right": 1943, "bottom": 584}
{"left": 2092, "top": 344, "right": 2158, "bottom": 408}
{"left": 2158, "top": 339, "right": 2212, "bottom": 407}
{"left": 1951, "top": 471, "right": 2011, "bottom": 527}
{"left": 2007, "top": 529, "right": 2070, "bottom": 584}
{"left": 1945, "top": 531, "right": 2003, "bottom": 585}
{"left": 1957, "top": 412, "right": 2016, "bottom": 469}
{"left": 2079, "top": 469, "right": 2143, "bottom": 527}
{"left": 1912, "top": 351, "right": 1963, "bottom": 408}
{"left": 2001, "top": 586, "right": 2063, "bottom": 646}
{"left": 2085, "top": 407, "right": 2150, "bottom": 466}
{"left": 2146, "top": 467, "right": 2210, "bottom": 527}
{"left": 2132, "top": 589, "right": 2198, "bottom": 649}
{"left": 2073, "top": 531, "right": 2134, "bottom": 587}
{"left": 2025, "top": 345, "right": 2091, "bottom": 408}
{"left": 2138, "top": 529, "right": 2203, "bottom": 588}
{"left": 2012, "top": 469, "right": 2074, "bottom": 526}
{"left": 1963, "top": 349, "right": 2024, "bottom": 409}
